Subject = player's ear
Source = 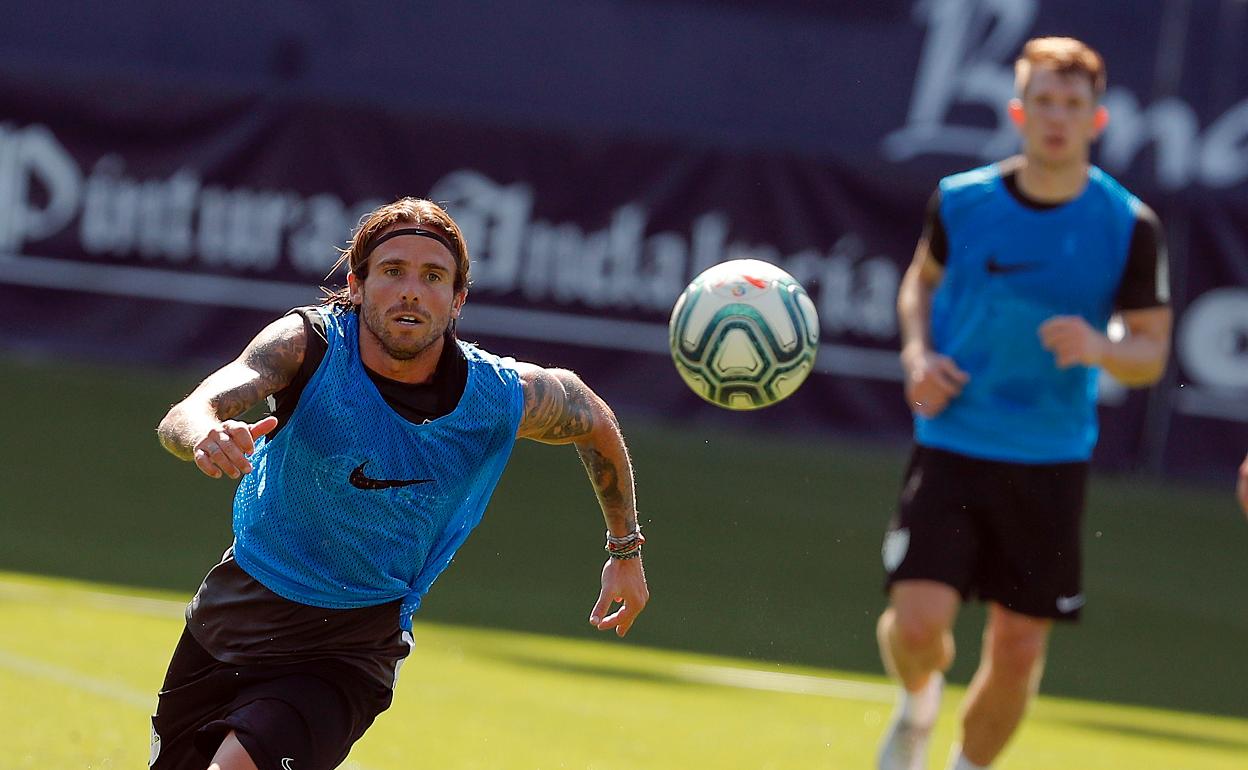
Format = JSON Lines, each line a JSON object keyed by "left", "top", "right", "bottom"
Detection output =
{"left": 347, "top": 271, "right": 363, "bottom": 305}
{"left": 1008, "top": 98, "right": 1025, "bottom": 128}
{"left": 1092, "top": 104, "right": 1109, "bottom": 134}
{"left": 452, "top": 288, "right": 467, "bottom": 318}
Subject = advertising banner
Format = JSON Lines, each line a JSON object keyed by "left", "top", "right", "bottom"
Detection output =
{"left": 1, "top": 0, "right": 1245, "bottom": 477}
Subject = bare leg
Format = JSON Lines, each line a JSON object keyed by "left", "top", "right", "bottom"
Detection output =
{"left": 207, "top": 730, "right": 260, "bottom": 770}
{"left": 878, "top": 579, "right": 960, "bottom": 691}
{"left": 876, "top": 580, "right": 960, "bottom": 770}
{"left": 957, "top": 603, "right": 1051, "bottom": 767}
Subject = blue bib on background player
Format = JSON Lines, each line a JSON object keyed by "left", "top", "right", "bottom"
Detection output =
{"left": 232, "top": 307, "right": 524, "bottom": 629}
{"left": 915, "top": 164, "right": 1139, "bottom": 463}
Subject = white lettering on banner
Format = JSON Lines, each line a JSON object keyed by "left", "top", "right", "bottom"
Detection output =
{"left": 0, "top": 123, "right": 82, "bottom": 252}
{"left": 1178, "top": 288, "right": 1248, "bottom": 389}
{"left": 1174, "top": 287, "right": 1248, "bottom": 423}
{"left": 885, "top": 0, "right": 1248, "bottom": 191}
{"left": 433, "top": 170, "right": 900, "bottom": 338}
{"left": 0, "top": 121, "right": 1240, "bottom": 419}
{"left": 0, "top": 124, "right": 900, "bottom": 344}
{"left": 81, "top": 156, "right": 200, "bottom": 260}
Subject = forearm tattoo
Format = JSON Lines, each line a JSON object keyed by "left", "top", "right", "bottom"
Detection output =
{"left": 520, "top": 369, "right": 636, "bottom": 529}
{"left": 208, "top": 324, "right": 305, "bottom": 420}
{"left": 158, "top": 317, "right": 304, "bottom": 457}
{"left": 577, "top": 446, "right": 626, "bottom": 511}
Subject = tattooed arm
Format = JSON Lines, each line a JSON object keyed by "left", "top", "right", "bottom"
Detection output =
{"left": 157, "top": 314, "right": 306, "bottom": 479}
{"left": 514, "top": 364, "right": 649, "bottom": 637}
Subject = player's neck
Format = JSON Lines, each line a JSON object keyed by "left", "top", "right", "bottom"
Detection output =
{"left": 358, "top": 332, "right": 443, "bottom": 384}
{"left": 1014, "top": 154, "right": 1090, "bottom": 204}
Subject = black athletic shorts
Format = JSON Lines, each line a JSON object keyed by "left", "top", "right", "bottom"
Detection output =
{"left": 150, "top": 627, "right": 394, "bottom": 770}
{"left": 882, "top": 444, "right": 1088, "bottom": 621}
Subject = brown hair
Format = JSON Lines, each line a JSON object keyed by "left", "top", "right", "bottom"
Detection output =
{"left": 323, "top": 197, "right": 470, "bottom": 310}
{"left": 1014, "top": 37, "right": 1106, "bottom": 99}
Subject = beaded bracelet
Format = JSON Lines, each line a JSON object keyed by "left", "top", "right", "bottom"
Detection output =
{"left": 605, "top": 527, "right": 645, "bottom": 559}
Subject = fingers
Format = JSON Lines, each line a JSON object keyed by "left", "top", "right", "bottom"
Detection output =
{"left": 905, "top": 381, "right": 948, "bottom": 418}
{"left": 224, "top": 424, "right": 257, "bottom": 456}
{"left": 589, "top": 590, "right": 614, "bottom": 628}
{"left": 906, "top": 355, "right": 967, "bottom": 417}
{"left": 934, "top": 357, "right": 970, "bottom": 386}
{"left": 1040, "top": 322, "right": 1088, "bottom": 368}
{"left": 250, "top": 415, "right": 279, "bottom": 439}
{"left": 192, "top": 419, "right": 271, "bottom": 480}
{"left": 596, "top": 601, "right": 641, "bottom": 638}
{"left": 192, "top": 447, "right": 224, "bottom": 478}
{"left": 927, "top": 359, "right": 968, "bottom": 397}
{"left": 592, "top": 593, "right": 646, "bottom": 637}
{"left": 591, "top": 560, "right": 649, "bottom": 638}
{"left": 194, "top": 435, "right": 248, "bottom": 479}
{"left": 1039, "top": 319, "right": 1072, "bottom": 350}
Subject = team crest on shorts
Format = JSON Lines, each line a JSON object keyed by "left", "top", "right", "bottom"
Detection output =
{"left": 882, "top": 528, "right": 910, "bottom": 573}
{"left": 149, "top": 720, "right": 161, "bottom": 766}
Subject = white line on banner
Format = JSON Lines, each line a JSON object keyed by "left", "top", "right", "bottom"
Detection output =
{"left": 0, "top": 252, "right": 902, "bottom": 380}
{"left": 1175, "top": 387, "right": 1248, "bottom": 423}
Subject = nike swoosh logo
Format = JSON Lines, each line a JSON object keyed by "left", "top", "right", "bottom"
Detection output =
{"left": 348, "top": 461, "right": 433, "bottom": 490}
{"left": 281, "top": 760, "right": 296, "bottom": 770}
{"left": 986, "top": 256, "right": 1041, "bottom": 275}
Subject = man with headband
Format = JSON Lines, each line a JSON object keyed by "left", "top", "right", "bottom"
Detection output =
{"left": 150, "top": 197, "right": 650, "bottom": 770}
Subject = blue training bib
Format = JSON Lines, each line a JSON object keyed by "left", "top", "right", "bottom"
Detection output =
{"left": 915, "top": 164, "right": 1139, "bottom": 463}
{"left": 232, "top": 307, "right": 524, "bottom": 628}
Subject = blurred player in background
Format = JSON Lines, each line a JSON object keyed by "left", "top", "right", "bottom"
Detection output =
{"left": 152, "top": 198, "right": 649, "bottom": 770}
{"left": 1237, "top": 453, "right": 1248, "bottom": 517}
{"left": 875, "top": 38, "right": 1171, "bottom": 770}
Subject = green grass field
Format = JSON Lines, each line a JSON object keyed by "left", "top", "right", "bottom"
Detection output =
{"left": 3, "top": 353, "right": 1248, "bottom": 767}
{"left": 2, "top": 571, "right": 1245, "bottom": 769}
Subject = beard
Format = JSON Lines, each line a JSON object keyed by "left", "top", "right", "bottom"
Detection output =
{"left": 360, "top": 301, "right": 448, "bottom": 361}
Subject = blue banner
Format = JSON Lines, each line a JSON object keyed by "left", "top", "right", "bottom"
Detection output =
{"left": 1, "top": 0, "right": 1245, "bottom": 477}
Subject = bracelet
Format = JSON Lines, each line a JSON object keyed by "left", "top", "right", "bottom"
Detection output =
{"left": 605, "top": 527, "right": 644, "bottom": 559}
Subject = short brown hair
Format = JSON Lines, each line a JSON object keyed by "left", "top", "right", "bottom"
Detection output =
{"left": 1014, "top": 37, "right": 1106, "bottom": 98}
{"left": 324, "top": 197, "right": 470, "bottom": 309}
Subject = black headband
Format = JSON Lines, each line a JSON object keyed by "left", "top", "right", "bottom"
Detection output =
{"left": 366, "top": 227, "right": 457, "bottom": 258}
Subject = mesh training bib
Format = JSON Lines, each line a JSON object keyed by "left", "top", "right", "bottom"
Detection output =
{"left": 915, "top": 164, "right": 1138, "bottom": 463}
{"left": 232, "top": 307, "right": 524, "bottom": 628}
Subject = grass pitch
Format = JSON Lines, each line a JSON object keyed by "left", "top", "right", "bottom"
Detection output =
{"left": 2, "top": 571, "right": 1245, "bottom": 770}
{"left": 2, "top": 353, "right": 1248, "bottom": 719}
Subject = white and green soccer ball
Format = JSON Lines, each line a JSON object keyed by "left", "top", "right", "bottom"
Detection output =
{"left": 668, "top": 259, "right": 819, "bottom": 410}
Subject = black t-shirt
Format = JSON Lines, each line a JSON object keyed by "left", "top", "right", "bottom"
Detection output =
{"left": 267, "top": 306, "right": 469, "bottom": 436}
{"left": 921, "top": 168, "right": 1170, "bottom": 311}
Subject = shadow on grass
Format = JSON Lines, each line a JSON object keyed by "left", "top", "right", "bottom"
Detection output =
{"left": 1038, "top": 716, "right": 1248, "bottom": 752}
{"left": 474, "top": 649, "right": 708, "bottom": 690}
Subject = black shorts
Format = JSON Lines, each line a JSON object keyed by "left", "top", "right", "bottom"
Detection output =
{"left": 882, "top": 445, "right": 1088, "bottom": 621}
{"left": 150, "top": 627, "right": 394, "bottom": 770}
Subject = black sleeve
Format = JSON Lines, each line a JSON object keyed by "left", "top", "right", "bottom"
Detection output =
{"left": 267, "top": 306, "right": 329, "bottom": 436}
{"left": 1114, "top": 204, "right": 1170, "bottom": 311}
{"left": 922, "top": 189, "right": 948, "bottom": 265}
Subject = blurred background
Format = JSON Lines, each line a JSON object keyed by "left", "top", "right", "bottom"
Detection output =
{"left": 2, "top": 0, "right": 1246, "bottom": 729}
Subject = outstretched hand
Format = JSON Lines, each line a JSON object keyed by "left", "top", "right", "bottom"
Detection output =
{"left": 192, "top": 416, "right": 279, "bottom": 480}
{"left": 590, "top": 557, "right": 649, "bottom": 638}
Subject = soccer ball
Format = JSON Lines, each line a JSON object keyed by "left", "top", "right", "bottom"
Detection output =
{"left": 668, "top": 259, "right": 819, "bottom": 410}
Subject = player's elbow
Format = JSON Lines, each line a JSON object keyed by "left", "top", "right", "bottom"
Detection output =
{"left": 156, "top": 406, "right": 191, "bottom": 459}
